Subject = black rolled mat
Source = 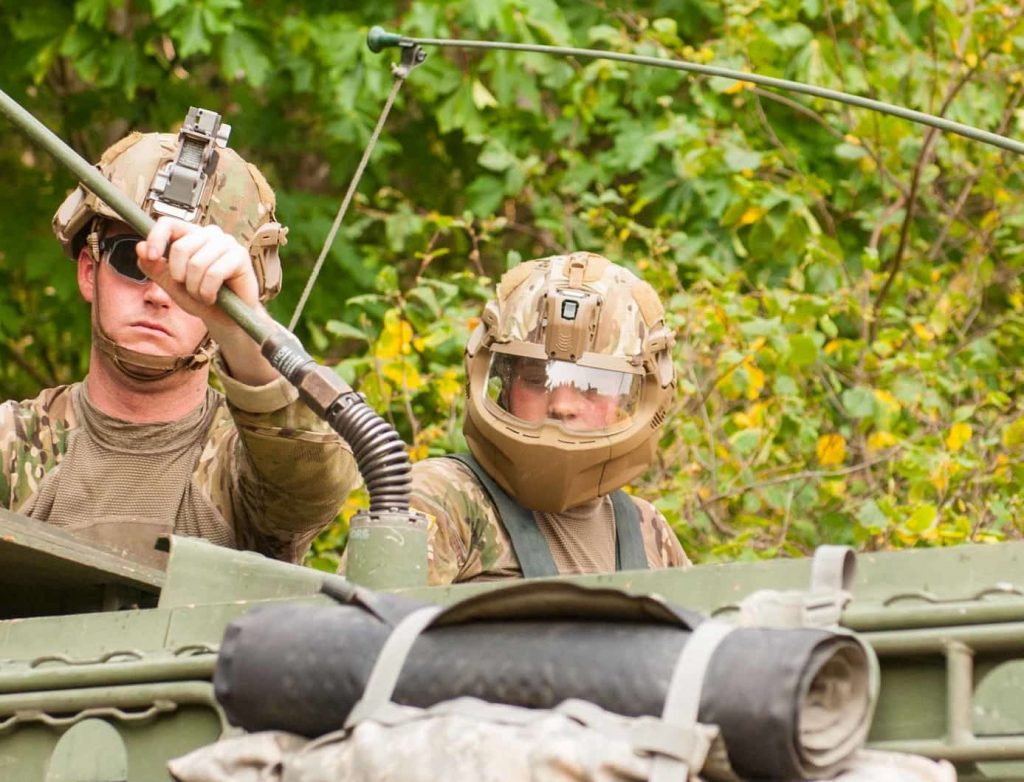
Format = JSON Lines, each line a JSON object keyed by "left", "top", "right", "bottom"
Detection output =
{"left": 214, "top": 586, "right": 870, "bottom": 780}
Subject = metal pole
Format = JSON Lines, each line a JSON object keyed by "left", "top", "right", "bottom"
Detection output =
{"left": 367, "top": 27, "right": 1024, "bottom": 157}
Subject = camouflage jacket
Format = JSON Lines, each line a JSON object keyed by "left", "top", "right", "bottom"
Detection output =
{"left": 412, "top": 457, "right": 691, "bottom": 584}
{"left": 0, "top": 356, "right": 358, "bottom": 564}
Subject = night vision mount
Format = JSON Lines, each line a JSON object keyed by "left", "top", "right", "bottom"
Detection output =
{"left": 147, "top": 107, "right": 231, "bottom": 222}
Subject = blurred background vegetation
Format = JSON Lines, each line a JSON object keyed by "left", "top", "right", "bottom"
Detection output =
{"left": 1, "top": 0, "right": 1023, "bottom": 569}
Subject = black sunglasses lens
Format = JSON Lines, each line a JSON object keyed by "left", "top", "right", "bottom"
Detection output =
{"left": 102, "top": 237, "right": 147, "bottom": 282}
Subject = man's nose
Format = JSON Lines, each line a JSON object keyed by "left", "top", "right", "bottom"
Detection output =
{"left": 142, "top": 279, "right": 172, "bottom": 307}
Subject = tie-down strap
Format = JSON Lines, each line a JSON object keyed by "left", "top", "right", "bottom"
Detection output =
{"left": 345, "top": 604, "right": 735, "bottom": 781}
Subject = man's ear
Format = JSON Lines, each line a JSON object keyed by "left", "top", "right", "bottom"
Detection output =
{"left": 77, "top": 247, "right": 97, "bottom": 303}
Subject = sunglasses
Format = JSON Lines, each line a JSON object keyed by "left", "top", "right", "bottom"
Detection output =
{"left": 99, "top": 234, "right": 148, "bottom": 283}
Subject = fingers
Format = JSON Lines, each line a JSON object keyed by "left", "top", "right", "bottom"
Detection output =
{"left": 137, "top": 218, "right": 257, "bottom": 307}
{"left": 176, "top": 230, "right": 234, "bottom": 297}
{"left": 184, "top": 242, "right": 247, "bottom": 304}
{"left": 140, "top": 215, "right": 198, "bottom": 262}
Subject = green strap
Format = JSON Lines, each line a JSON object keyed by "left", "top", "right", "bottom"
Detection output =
{"left": 609, "top": 490, "right": 648, "bottom": 571}
{"left": 448, "top": 453, "right": 558, "bottom": 578}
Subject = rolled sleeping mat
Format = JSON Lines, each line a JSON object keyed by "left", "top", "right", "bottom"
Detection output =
{"left": 214, "top": 582, "right": 873, "bottom": 780}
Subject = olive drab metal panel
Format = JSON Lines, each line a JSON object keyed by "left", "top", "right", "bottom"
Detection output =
{"left": 44, "top": 719, "right": 127, "bottom": 782}
{"left": 0, "top": 511, "right": 163, "bottom": 619}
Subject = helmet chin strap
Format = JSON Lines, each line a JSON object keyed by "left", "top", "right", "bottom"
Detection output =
{"left": 89, "top": 255, "right": 214, "bottom": 383}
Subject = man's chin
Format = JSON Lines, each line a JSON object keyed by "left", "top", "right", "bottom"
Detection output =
{"left": 116, "top": 330, "right": 184, "bottom": 356}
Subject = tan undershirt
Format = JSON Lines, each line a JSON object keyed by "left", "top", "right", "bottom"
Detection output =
{"left": 21, "top": 383, "right": 231, "bottom": 568}
{"left": 533, "top": 495, "right": 616, "bottom": 574}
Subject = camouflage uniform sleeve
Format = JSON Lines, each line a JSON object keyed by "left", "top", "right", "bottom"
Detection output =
{"left": 411, "top": 458, "right": 522, "bottom": 585}
{"left": 197, "top": 354, "right": 360, "bottom": 564}
{"left": 0, "top": 385, "right": 76, "bottom": 513}
{"left": 632, "top": 496, "right": 692, "bottom": 569}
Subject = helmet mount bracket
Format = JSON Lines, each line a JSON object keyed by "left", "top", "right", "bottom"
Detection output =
{"left": 147, "top": 107, "right": 231, "bottom": 223}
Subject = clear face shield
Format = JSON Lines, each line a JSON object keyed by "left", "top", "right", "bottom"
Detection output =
{"left": 485, "top": 353, "right": 642, "bottom": 434}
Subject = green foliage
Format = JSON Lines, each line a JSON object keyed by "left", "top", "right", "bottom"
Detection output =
{"left": 2, "top": 0, "right": 1024, "bottom": 564}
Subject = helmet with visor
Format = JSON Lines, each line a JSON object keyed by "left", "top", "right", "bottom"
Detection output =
{"left": 464, "top": 252, "right": 675, "bottom": 513}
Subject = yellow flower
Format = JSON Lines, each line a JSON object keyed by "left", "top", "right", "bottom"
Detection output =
{"left": 374, "top": 310, "right": 415, "bottom": 359}
{"left": 816, "top": 434, "right": 846, "bottom": 466}
{"left": 724, "top": 79, "right": 754, "bottom": 95}
{"left": 738, "top": 206, "right": 767, "bottom": 226}
{"left": 912, "top": 322, "right": 934, "bottom": 342}
{"left": 867, "top": 431, "right": 898, "bottom": 452}
{"left": 744, "top": 360, "right": 765, "bottom": 400}
{"left": 436, "top": 368, "right": 463, "bottom": 407}
{"left": 874, "top": 389, "right": 901, "bottom": 413}
{"left": 945, "top": 422, "right": 972, "bottom": 453}
{"left": 732, "top": 402, "right": 766, "bottom": 429}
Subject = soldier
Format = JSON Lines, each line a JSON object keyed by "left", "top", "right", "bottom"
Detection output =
{"left": 354, "top": 251, "right": 690, "bottom": 583}
{"left": 0, "top": 109, "right": 359, "bottom": 568}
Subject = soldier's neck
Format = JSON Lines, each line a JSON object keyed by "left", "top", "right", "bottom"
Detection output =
{"left": 85, "top": 348, "right": 211, "bottom": 423}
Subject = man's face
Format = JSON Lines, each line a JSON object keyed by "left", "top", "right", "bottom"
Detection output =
{"left": 77, "top": 222, "right": 209, "bottom": 358}
{"left": 505, "top": 358, "right": 630, "bottom": 431}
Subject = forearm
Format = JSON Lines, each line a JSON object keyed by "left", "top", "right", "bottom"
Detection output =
{"left": 214, "top": 355, "right": 360, "bottom": 561}
{"left": 207, "top": 311, "right": 279, "bottom": 387}
{"left": 231, "top": 416, "right": 358, "bottom": 560}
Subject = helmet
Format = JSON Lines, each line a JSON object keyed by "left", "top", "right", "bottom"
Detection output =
{"left": 52, "top": 107, "right": 288, "bottom": 380}
{"left": 463, "top": 252, "right": 676, "bottom": 513}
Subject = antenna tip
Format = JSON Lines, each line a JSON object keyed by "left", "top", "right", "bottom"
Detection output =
{"left": 368, "top": 26, "right": 403, "bottom": 53}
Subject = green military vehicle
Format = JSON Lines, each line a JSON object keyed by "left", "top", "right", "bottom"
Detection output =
{"left": 3, "top": 509, "right": 1024, "bottom": 780}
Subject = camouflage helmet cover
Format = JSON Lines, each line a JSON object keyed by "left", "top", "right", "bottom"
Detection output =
{"left": 463, "top": 252, "right": 676, "bottom": 513}
{"left": 52, "top": 130, "right": 286, "bottom": 300}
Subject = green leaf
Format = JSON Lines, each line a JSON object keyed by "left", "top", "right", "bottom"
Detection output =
{"left": 384, "top": 210, "right": 424, "bottom": 252}
{"left": 437, "top": 82, "right": 484, "bottom": 135}
{"left": 788, "top": 334, "right": 818, "bottom": 367}
{"left": 478, "top": 140, "right": 516, "bottom": 172}
{"left": 466, "top": 0, "right": 500, "bottom": 28}
{"left": 221, "top": 30, "right": 272, "bottom": 87}
{"left": 407, "top": 286, "right": 441, "bottom": 317}
{"left": 587, "top": 24, "right": 619, "bottom": 43}
{"left": 471, "top": 79, "right": 498, "bottom": 109}
{"left": 464, "top": 175, "right": 506, "bottom": 215}
{"left": 325, "top": 321, "right": 370, "bottom": 342}
{"left": 652, "top": 18, "right": 677, "bottom": 35}
{"left": 175, "top": 5, "right": 210, "bottom": 58}
{"left": 834, "top": 142, "right": 866, "bottom": 161}
{"left": 730, "top": 428, "right": 762, "bottom": 455}
{"left": 74, "top": 0, "right": 113, "bottom": 28}
{"left": 906, "top": 504, "right": 938, "bottom": 533}
{"left": 150, "top": 0, "right": 185, "bottom": 17}
{"left": 773, "top": 374, "right": 799, "bottom": 396}
{"left": 842, "top": 387, "right": 876, "bottom": 418}
{"left": 724, "top": 144, "right": 763, "bottom": 172}
{"left": 774, "top": 23, "right": 812, "bottom": 48}
{"left": 374, "top": 266, "right": 399, "bottom": 295}
{"left": 856, "top": 500, "right": 890, "bottom": 532}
